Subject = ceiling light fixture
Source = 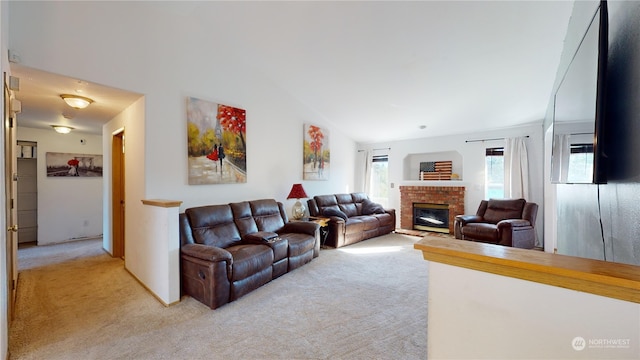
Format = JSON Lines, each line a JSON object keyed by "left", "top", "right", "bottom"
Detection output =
{"left": 60, "top": 94, "right": 94, "bottom": 109}
{"left": 51, "top": 125, "right": 74, "bottom": 134}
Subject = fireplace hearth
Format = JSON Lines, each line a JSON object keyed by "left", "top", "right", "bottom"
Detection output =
{"left": 399, "top": 186, "right": 465, "bottom": 234}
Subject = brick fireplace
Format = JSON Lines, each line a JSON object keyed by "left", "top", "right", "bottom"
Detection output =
{"left": 399, "top": 186, "right": 465, "bottom": 234}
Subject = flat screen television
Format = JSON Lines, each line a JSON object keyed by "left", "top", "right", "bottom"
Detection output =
{"left": 551, "top": 0, "right": 608, "bottom": 184}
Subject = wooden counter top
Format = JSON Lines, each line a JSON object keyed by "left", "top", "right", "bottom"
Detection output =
{"left": 414, "top": 237, "right": 640, "bottom": 304}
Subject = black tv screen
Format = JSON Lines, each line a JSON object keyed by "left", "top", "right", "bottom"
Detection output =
{"left": 551, "top": 0, "right": 608, "bottom": 184}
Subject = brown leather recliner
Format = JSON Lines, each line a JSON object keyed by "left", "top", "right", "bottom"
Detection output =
{"left": 454, "top": 198, "right": 538, "bottom": 249}
{"left": 179, "top": 199, "right": 320, "bottom": 309}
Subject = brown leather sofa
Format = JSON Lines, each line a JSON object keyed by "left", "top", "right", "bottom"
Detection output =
{"left": 179, "top": 199, "right": 320, "bottom": 309}
{"left": 454, "top": 198, "right": 538, "bottom": 249}
{"left": 307, "top": 192, "right": 396, "bottom": 248}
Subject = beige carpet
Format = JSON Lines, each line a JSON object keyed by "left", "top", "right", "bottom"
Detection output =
{"left": 10, "top": 233, "right": 429, "bottom": 360}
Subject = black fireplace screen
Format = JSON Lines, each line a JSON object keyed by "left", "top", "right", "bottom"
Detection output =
{"left": 413, "top": 203, "right": 449, "bottom": 233}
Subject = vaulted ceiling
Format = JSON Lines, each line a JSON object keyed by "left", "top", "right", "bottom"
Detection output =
{"left": 10, "top": 1, "right": 573, "bottom": 143}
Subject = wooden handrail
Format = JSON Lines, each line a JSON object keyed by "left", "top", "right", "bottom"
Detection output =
{"left": 414, "top": 237, "right": 640, "bottom": 304}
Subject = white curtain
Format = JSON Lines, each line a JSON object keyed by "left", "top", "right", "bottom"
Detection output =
{"left": 363, "top": 149, "right": 373, "bottom": 194}
{"left": 551, "top": 134, "right": 571, "bottom": 183}
{"left": 504, "top": 137, "right": 530, "bottom": 199}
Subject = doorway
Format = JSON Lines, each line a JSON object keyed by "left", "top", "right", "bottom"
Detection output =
{"left": 16, "top": 140, "right": 37, "bottom": 245}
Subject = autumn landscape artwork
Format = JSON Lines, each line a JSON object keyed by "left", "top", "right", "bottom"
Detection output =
{"left": 187, "top": 97, "right": 247, "bottom": 185}
{"left": 303, "top": 124, "right": 330, "bottom": 180}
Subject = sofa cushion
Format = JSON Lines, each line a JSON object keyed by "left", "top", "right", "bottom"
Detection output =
{"left": 186, "top": 205, "right": 241, "bottom": 248}
{"left": 361, "top": 199, "right": 386, "bottom": 215}
{"left": 351, "top": 193, "right": 368, "bottom": 214}
{"left": 323, "top": 207, "right": 348, "bottom": 221}
{"left": 357, "top": 215, "right": 379, "bottom": 231}
{"left": 339, "top": 203, "right": 359, "bottom": 217}
{"left": 373, "top": 212, "right": 394, "bottom": 227}
{"left": 315, "top": 195, "right": 338, "bottom": 208}
{"left": 280, "top": 233, "right": 315, "bottom": 257}
{"left": 226, "top": 244, "right": 274, "bottom": 281}
{"left": 483, "top": 199, "right": 526, "bottom": 224}
{"left": 231, "top": 201, "right": 259, "bottom": 236}
{"left": 251, "top": 199, "right": 286, "bottom": 232}
{"left": 335, "top": 194, "right": 359, "bottom": 217}
{"left": 462, "top": 223, "right": 499, "bottom": 242}
{"left": 344, "top": 217, "right": 364, "bottom": 234}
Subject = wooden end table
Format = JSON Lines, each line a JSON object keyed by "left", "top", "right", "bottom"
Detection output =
{"left": 294, "top": 216, "right": 330, "bottom": 248}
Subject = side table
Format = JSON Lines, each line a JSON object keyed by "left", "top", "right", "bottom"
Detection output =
{"left": 294, "top": 216, "right": 330, "bottom": 248}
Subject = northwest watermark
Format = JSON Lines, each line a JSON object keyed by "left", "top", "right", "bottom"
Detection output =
{"left": 572, "top": 336, "right": 631, "bottom": 351}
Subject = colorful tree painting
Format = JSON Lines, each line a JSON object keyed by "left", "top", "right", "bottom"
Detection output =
{"left": 303, "top": 124, "right": 330, "bottom": 180}
{"left": 186, "top": 97, "right": 247, "bottom": 185}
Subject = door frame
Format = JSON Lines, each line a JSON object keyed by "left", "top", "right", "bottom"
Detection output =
{"left": 4, "top": 72, "right": 18, "bottom": 321}
{"left": 111, "top": 130, "right": 125, "bottom": 258}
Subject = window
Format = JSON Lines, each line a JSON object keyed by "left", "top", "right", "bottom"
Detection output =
{"left": 567, "top": 143, "right": 594, "bottom": 183}
{"left": 369, "top": 155, "right": 389, "bottom": 208}
{"left": 485, "top": 147, "right": 504, "bottom": 199}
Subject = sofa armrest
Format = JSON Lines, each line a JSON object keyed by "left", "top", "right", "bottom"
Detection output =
{"left": 281, "top": 221, "right": 320, "bottom": 236}
{"left": 455, "top": 215, "right": 483, "bottom": 225}
{"left": 497, "top": 219, "right": 532, "bottom": 230}
{"left": 454, "top": 214, "right": 483, "bottom": 239}
{"left": 181, "top": 243, "right": 233, "bottom": 264}
{"left": 496, "top": 219, "right": 535, "bottom": 248}
{"left": 325, "top": 215, "right": 346, "bottom": 223}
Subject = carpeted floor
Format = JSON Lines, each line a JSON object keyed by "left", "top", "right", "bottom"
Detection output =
{"left": 10, "top": 233, "right": 429, "bottom": 360}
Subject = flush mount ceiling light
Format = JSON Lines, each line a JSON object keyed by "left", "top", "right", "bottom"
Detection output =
{"left": 60, "top": 94, "right": 94, "bottom": 109}
{"left": 51, "top": 125, "right": 74, "bottom": 134}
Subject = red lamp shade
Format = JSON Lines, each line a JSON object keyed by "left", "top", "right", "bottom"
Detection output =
{"left": 287, "top": 184, "right": 308, "bottom": 199}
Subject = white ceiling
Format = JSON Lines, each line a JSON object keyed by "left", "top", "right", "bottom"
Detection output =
{"left": 9, "top": 1, "right": 574, "bottom": 143}
{"left": 9, "top": 64, "right": 142, "bottom": 136}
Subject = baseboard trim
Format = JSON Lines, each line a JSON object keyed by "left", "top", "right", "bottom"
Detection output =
{"left": 124, "top": 267, "right": 181, "bottom": 307}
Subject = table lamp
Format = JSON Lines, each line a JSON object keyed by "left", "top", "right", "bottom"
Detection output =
{"left": 287, "top": 183, "right": 309, "bottom": 220}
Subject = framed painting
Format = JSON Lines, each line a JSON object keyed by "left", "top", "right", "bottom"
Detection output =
{"left": 303, "top": 124, "right": 329, "bottom": 180}
{"left": 187, "top": 97, "right": 247, "bottom": 185}
{"left": 46, "top": 152, "right": 103, "bottom": 177}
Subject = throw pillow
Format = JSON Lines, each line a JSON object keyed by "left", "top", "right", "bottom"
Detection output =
{"left": 323, "top": 207, "right": 348, "bottom": 221}
{"left": 362, "top": 199, "right": 386, "bottom": 215}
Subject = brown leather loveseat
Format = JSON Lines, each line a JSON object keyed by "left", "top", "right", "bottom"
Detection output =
{"left": 179, "top": 199, "right": 320, "bottom": 309}
{"left": 454, "top": 198, "right": 538, "bottom": 249}
{"left": 307, "top": 192, "right": 396, "bottom": 248}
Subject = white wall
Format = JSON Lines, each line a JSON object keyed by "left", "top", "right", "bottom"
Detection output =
{"left": 102, "top": 97, "right": 145, "bottom": 258}
{"left": 7, "top": 2, "right": 356, "bottom": 213}
{"left": 16, "top": 127, "right": 103, "bottom": 245}
{"left": 358, "top": 123, "right": 544, "bottom": 242}
{"left": 7, "top": 2, "right": 357, "bottom": 304}
{"left": 427, "top": 262, "right": 640, "bottom": 359}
